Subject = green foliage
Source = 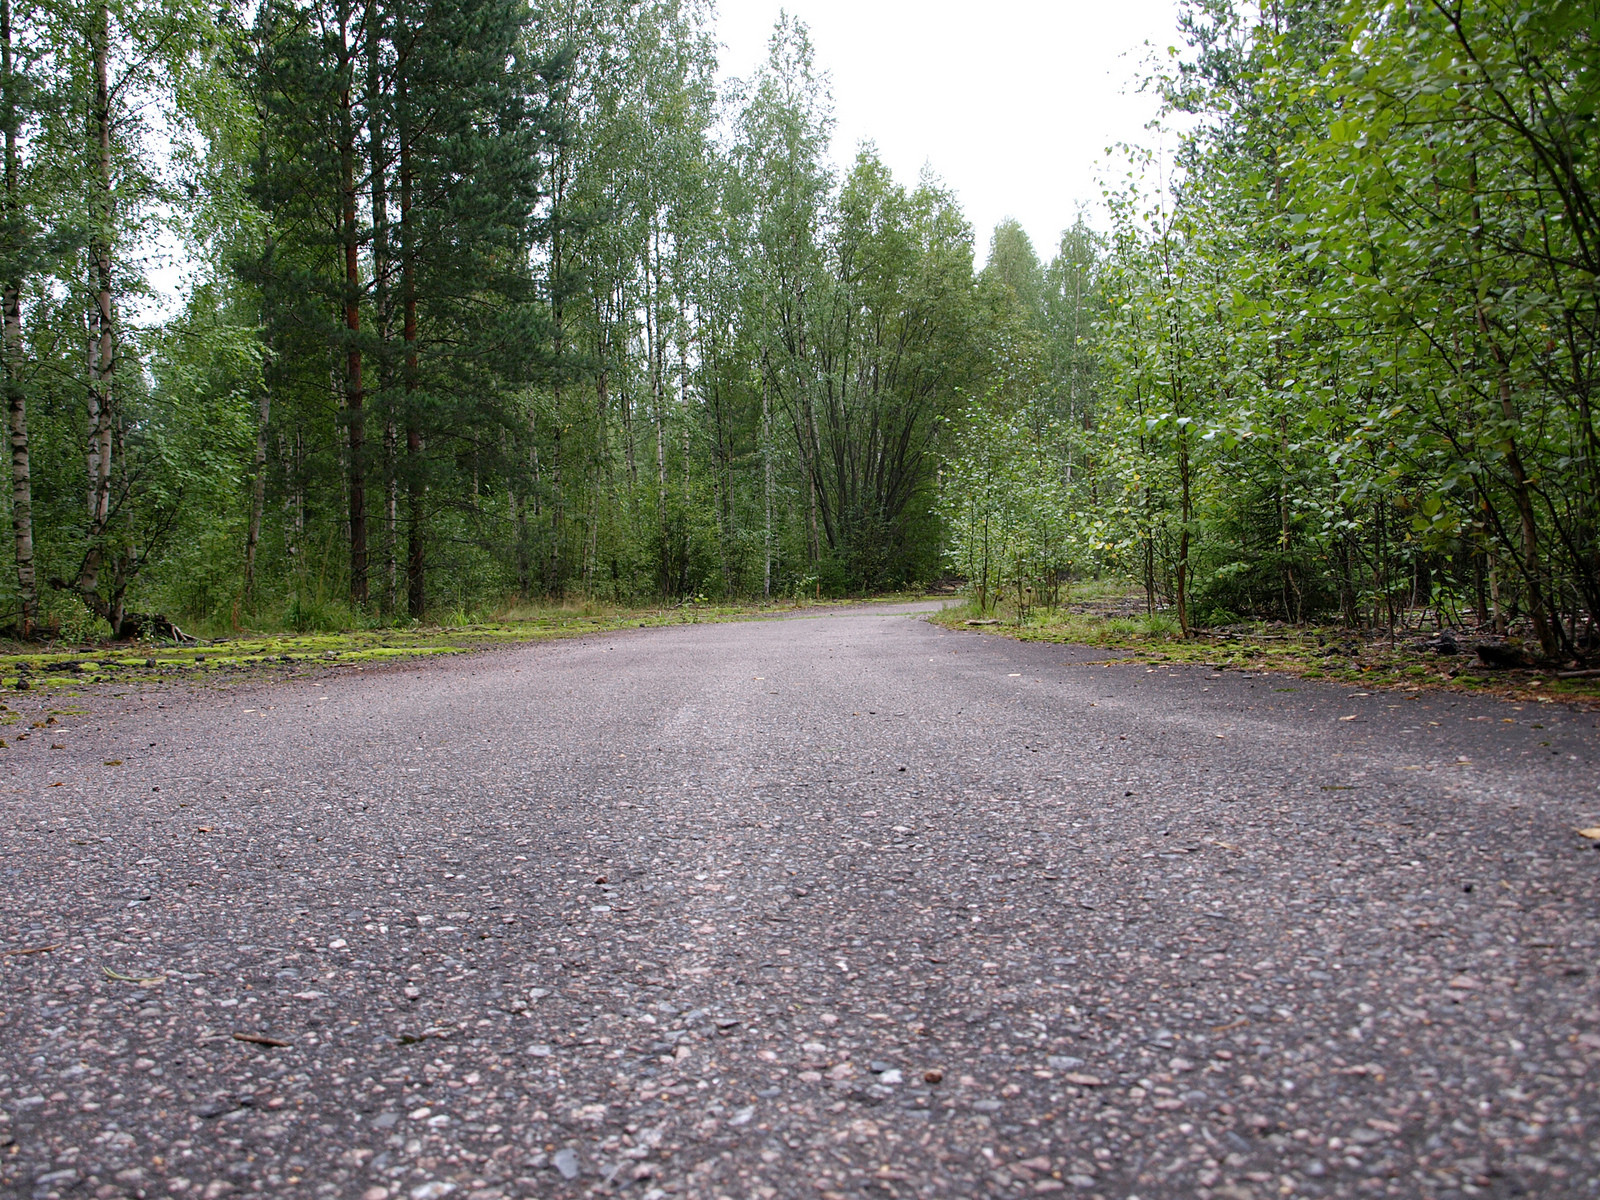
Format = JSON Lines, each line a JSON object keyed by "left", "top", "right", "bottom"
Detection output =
{"left": 952, "top": 0, "right": 1599, "bottom": 654}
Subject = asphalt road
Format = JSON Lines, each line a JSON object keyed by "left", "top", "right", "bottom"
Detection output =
{"left": 3, "top": 601, "right": 1599, "bottom": 1200}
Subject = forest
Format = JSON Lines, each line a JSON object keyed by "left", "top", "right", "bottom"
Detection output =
{"left": 0, "top": 0, "right": 1594, "bottom": 659}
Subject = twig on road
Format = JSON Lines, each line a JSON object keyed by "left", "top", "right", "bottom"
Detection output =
{"left": 102, "top": 966, "right": 166, "bottom": 984}
{"left": 231, "top": 1032, "right": 291, "bottom": 1048}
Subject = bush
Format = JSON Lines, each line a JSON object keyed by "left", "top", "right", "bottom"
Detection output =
{"left": 1142, "top": 612, "right": 1180, "bottom": 637}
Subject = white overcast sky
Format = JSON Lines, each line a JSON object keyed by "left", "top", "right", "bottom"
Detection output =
{"left": 716, "top": 0, "right": 1185, "bottom": 264}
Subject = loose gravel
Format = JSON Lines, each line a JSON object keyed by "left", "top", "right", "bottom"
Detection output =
{"left": 2, "top": 601, "right": 1598, "bottom": 1200}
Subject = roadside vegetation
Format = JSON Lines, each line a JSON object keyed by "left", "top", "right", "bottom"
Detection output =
{"left": 940, "top": 0, "right": 1599, "bottom": 668}
{"left": 934, "top": 584, "right": 1600, "bottom": 709}
{"left": 0, "top": 597, "right": 875, "bottom": 692}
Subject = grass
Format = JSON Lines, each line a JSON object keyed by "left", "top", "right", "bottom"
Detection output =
{"left": 932, "top": 593, "right": 1600, "bottom": 709}
{"left": 0, "top": 595, "right": 907, "bottom": 694}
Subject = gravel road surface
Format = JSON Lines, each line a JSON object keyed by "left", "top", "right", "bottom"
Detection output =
{"left": 3, "top": 601, "right": 1599, "bottom": 1200}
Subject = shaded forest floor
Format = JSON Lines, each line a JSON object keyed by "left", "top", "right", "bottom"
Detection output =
{"left": 0, "top": 596, "right": 925, "bottom": 696}
{"left": 932, "top": 588, "right": 1600, "bottom": 711}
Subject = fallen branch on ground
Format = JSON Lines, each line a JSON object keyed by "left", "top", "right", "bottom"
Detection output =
{"left": 232, "top": 1032, "right": 291, "bottom": 1048}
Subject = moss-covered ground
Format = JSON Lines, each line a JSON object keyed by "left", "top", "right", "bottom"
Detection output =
{"left": 931, "top": 591, "right": 1600, "bottom": 711}
{"left": 0, "top": 597, "right": 913, "bottom": 695}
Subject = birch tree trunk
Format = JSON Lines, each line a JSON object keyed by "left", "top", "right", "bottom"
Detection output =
{"left": 242, "top": 349, "right": 269, "bottom": 601}
{"left": 77, "top": 0, "right": 116, "bottom": 622}
{"left": 545, "top": 137, "right": 567, "bottom": 596}
{"left": 762, "top": 367, "right": 772, "bottom": 600}
{"left": 1, "top": 0, "right": 33, "bottom": 635}
{"left": 648, "top": 228, "right": 667, "bottom": 587}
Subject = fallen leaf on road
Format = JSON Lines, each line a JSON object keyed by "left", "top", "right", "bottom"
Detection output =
{"left": 1577, "top": 828, "right": 1600, "bottom": 840}
{"left": 1339, "top": 715, "right": 1358, "bottom": 721}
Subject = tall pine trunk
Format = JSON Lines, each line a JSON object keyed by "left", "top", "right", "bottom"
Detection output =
{"left": 1, "top": 0, "right": 33, "bottom": 635}
{"left": 398, "top": 65, "right": 423, "bottom": 617}
{"left": 366, "top": 0, "right": 394, "bottom": 611}
{"left": 339, "top": 2, "right": 367, "bottom": 605}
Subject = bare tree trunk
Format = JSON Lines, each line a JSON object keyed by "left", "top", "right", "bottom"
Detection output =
{"left": 340, "top": 1, "right": 366, "bottom": 605}
{"left": 1175, "top": 424, "right": 1193, "bottom": 639}
{"left": 649, "top": 236, "right": 667, "bottom": 591}
{"left": 762, "top": 368, "right": 772, "bottom": 600}
{"left": 242, "top": 355, "right": 269, "bottom": 601}
{"left": 406, "top": 428, "right": 423, "bottom": 616}
{"left": 805, "top": 397, "right": 820, "bottom": 564}
{"left": 654, "top": 394, "right": 665, "bottom": 526}
{"left": 549, "top": 386, "right": 562, "bottom": 595}
{"left": 546, "top": 140, "right": 566, "bottom": 597}
{"left": 622, "top": 374, "right": 636, "bottom": 487}
{"left": 588, "top": 368, "right": 609, "bottom": 596}
{"left": 77, "top": 0, "right": 115, "bottom": 620}
{"left": 514, "top": 424, "right": 530, "bottom": 594}
{"left": 399, "top": 66, "right": 423, "bottom": 618}
{"left": 367, "top": 0, "right": 394, "bottom": 612}
{"left": 1159, "top": 231, "right": 1192, "bottom": 639}
{"left": 679, "top": 346, "right": 691, "bottom": 496}
{"left": 384, "top": 420, "right": 397, "bottom": 604}
{"left": 280, "top": 429, "right": 303, "bottom": 561}
{"left": 1, "top": 0, "right": 33, "bottom": 635}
